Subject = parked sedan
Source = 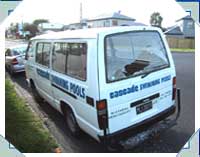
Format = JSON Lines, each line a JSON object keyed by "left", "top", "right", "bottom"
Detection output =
{"left": 5, "top": 44, "right": 28, "bottom": 75}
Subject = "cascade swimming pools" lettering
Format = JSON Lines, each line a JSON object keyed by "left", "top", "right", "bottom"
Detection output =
{"left": 37, "top": 69, "right": 85, "bottom": 99}
{"left": 51, "top": 75, "right": 85, "bottom": 99}
{"left": 110, "top": 75, "right": 171, "bottom": 99}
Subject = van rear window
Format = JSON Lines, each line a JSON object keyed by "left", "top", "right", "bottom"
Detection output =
{"left": 105, "top": 31, "right": 170, "bottom": 82}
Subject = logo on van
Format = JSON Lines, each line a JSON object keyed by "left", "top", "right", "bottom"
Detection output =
{"left": 37, "top": 69, "right": 50, "bottom": 80}
{"left": 37, "top": 68, "right": 85, "bottom": 99}
{"left": 51, "top": 75, "right": 85, "bottom": 99}
{"left": 110, "top": 75, "right": 171, "bottom": 99}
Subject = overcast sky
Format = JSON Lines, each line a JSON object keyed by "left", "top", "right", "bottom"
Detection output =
{"left": 3, "top": 0, "right": 187, "bottom": 27}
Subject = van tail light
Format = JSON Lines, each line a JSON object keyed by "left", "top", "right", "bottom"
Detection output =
{"left": 172, "top": 77, "right": 176, "bottom": 100}
{"left": 12, "top": 58, "right": 18, "bottom": 65}
{"left": 96, "top": 100, "right": 108, "bottom": 130}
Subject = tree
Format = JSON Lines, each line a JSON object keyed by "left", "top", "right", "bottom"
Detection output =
{"left": 150, "top": 12, "right": 163, "bottom": 28}
{"left": 23, "top": 23, "right": 38, "bottom": 36}
{"left": 9, "top": 23, "right": 18, "bottom": 34}
{"left": 33, "top": 19, "right": 49, "bottom": 26}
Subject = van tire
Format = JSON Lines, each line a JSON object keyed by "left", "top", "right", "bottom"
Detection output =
{"left": 64, "top": 108, "right": 81, "bottom": 137}
{"left": 30, "top": 81, "right": 43, "bottom": 103}
{"left": 106, "top": 143, "right": 124, "bottom": 152}
{"left": 9, "top": 68, "right": 15, "bottom": 76}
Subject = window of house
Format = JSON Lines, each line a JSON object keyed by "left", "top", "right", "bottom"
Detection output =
{"left": 112, "top": 20, "right": 118, "bottom": 26}
{"left": 186, "top": 21, "right": 194, "bottom": 29}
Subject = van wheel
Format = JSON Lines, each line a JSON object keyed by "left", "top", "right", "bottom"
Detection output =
{"left": 9, "top": 69, "right": 15, "bottom": 76}
{"left": 65, "top": 109, "right": 81, "bottom": 137}
{"left": 106, "top": 143, "right": 124, "bottom": 152}
{"left": 30, "top": 83, "right": 43, "bottom": 103}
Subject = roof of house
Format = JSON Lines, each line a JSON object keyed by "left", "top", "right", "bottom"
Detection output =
{"left": 88, "top": 12, "right": 135, "bottom": 21}
{"left": 32, "top": 26, "right": 160, "bottom": 40}
{"left": 176, "top": 15, "right": 194, "bottom": 22}
{"left": 165, "top": 26, "right": 183, "bottom": 35}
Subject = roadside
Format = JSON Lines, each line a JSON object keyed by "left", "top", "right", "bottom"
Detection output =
{"left": 5, "top": 78, "right": 59, "bottom": 153}
{"left": 171, "top": 48, "right": 195, "bottom": 53}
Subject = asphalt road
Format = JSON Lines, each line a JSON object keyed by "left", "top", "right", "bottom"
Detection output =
{"left": 5, "top": 40, "right": 195, "bottom": 153}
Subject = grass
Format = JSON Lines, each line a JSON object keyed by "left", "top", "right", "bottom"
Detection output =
{"left": 5, "top": 79, "right": 58, "bottom": 153}
{"left": 170, "top": 48, "right": 195, "bottom": 53}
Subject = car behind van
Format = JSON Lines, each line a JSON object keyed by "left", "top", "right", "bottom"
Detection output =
{"left": 25, "top": 26, "right": 180, "bottom": 150}
{"left": 5, "top": 44, "right": 28, "bottom": 75}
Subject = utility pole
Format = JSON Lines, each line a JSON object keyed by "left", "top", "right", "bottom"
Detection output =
{"left": 80, "top": 2, "right": 82, "bottom": 22}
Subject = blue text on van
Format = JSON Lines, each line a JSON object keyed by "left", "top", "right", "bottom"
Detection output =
{"left": 110, "top": 75, "right": 171, "bottom": 99}
{"left": 37, "top": 68, "right": 85, "bottom": 99}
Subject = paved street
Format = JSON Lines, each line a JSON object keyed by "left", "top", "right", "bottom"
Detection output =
{"left": 5, "top": 40, "right": 195, "bottom": 152}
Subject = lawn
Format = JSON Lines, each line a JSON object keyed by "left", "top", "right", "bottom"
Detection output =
{"left": 5, "top": 79, "right": 58, "bottom": 153}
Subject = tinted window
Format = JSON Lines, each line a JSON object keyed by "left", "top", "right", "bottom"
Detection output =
{"left": 12, "top": 50, "right": 20, "bottom": 56}
{"left": 43, "top": 43, "right": 51, "bottom": 67}
{"left": 52, "top": 42, "right": 87, "bottom": 81}
{"left": 67, "top": 43, "right": 87, "bottom": 80}
{"left": 52, "top": 43, "right": 69, "bottom": 73}
{"left": 26, "top": 42, "right": 34, "bottom": 60}
{"left": 5, "top": 49, "right": 12, "bottom": 56}
{"left": 36, "top": 42, "right": 51, "bottom": 67}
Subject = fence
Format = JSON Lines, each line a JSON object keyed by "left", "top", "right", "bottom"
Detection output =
{"left": 166, "top": 37, "right": 195, "bottom": 49}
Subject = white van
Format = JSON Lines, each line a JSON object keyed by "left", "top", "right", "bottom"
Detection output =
{"left": 25, "top": 26, "right": 180, "bottom": 149}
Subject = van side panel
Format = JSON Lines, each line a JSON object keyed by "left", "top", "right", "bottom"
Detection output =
{"left": 49, "top": 39, "right": 102, "bottom": 140}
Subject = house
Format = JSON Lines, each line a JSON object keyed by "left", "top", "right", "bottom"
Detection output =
{"left": 64, "top": 12, "right": 145, "bottom": 30}
{"left": 38, "top": 23, "right": 64, "bottom": 33}
{"left": 176, "top": 15, "right": 195, "bottom": 38}
{"left": 87, "top": 12, "right": 136, "bottom": 28}
{"left": 165, "top": 25, "right": 184, "bottom": 38}
{"left": 64, "top": 19, "right": 88, "bottom": 30}
{"left": 165, "top": 15, "right": 195, "bottom": 38}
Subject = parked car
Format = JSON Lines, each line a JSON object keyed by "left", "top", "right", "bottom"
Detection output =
{"left": 5, "top": 44, "right": 28, "bottom": 75}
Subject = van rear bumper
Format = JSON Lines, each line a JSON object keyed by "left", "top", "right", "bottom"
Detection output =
{"left": 99, "top": 105, "right": 176, "bottom": 143}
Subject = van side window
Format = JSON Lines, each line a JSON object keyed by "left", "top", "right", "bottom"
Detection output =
{"left": 5, "top": 49, "right": 12, "bottom": 56}
{"left": 67, "top": 43, "right": 87, "bottom": 80}
{"left": 52, "top": 42, "right": 87, "bottom": 81}
{"left": 36, "top": 43, "right": 43, "bottom": 64}
{"left": 43, "top": 43, "right": 51, "bottom": 67}
{"left": 36, "top": 42, "right": 51, "bottom": 67}
{"left": 52, "top": 43, "right": 69, "bottom": 74}
{"left": 25, "top": 41, "right": 34, "bottom": 60}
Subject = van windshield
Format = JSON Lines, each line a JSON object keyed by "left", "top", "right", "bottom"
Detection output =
{"left": 105, "top": 31, "right": 170, "bottom": 82}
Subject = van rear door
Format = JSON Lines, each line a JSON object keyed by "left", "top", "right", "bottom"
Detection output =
{"left": 98, "top": 29, "right": 176, "bottom": 134}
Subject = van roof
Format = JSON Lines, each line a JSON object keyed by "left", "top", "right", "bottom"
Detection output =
{"left": 32, "top": 26, "right": 161, "bottom": 40}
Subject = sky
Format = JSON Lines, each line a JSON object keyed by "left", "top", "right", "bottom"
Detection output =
{"left": 3, "top": 0, "right": 187, "bottom": 28}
